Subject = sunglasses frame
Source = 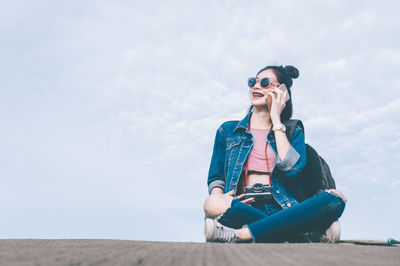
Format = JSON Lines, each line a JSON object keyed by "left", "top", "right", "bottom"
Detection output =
{"left": 248, "top": 77, "right": 270, "bottom": 88}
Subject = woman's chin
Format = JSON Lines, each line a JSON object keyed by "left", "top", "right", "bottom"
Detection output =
{"left": 251, "top": 99, "right": 269, "bottom": 109}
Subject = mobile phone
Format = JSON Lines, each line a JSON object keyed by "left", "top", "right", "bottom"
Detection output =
{"left": 279, "top": 84, "right": 290, "bottom": 102}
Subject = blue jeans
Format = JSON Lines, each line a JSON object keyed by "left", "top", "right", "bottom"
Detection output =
{"left": 217, "top": 191, "right": 346, "bottom": 243}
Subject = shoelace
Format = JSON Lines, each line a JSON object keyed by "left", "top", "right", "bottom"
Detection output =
{"left": 213, "top": 223, "right": 238, "bottom": 243}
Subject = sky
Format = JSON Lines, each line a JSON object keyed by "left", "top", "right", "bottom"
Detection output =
{"left": 1, "top": 0, "right": 399, "bottom": 242}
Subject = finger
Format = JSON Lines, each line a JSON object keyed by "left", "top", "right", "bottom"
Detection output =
{"left": 275, "top": 86, "right": 283, "bottom": 95}
{"left": 241, "top": 197, "right": 254, "bottom": 203}
{"left": 271, "top": 92, "right": 278, "bottom": 103}
{"left": 280, "top": 92, "right": 285, "bottom": 105}
{"left": 277, "top": 89, "right": 285, "bottom": 104}
{"left": 267, "top": 92, "right": 275, "bottom": 101}
{"left": 241, "top": 198, "right": 255, "bottom": 204}
{"left": 225, "top": 190, "right": 235, "bottom": 196}
{"left": 278, "top": 84, "right": 287, "bottom": 93}
{"left": 276, "top": 90, "right": 282, "bottom": 102}
{"left": 236, "top": 194, "right": 245, "bottom": 199}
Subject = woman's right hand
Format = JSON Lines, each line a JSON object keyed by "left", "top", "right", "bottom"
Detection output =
{"left": 204, "top": 189, "right": 255, "bottom": 217}
{"left": 225, "top": 189, "right": 255, "bottom": 205}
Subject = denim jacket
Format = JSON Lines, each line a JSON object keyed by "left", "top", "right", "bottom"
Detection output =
{"left": 207, "top": 110, "right": 307, "bottom": 209}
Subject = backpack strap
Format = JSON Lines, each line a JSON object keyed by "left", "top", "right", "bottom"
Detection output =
{"left": 283, "top": 119, "right": 305, "bottom": 141}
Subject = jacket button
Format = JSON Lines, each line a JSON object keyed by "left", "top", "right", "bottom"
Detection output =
{"left": 287, "top": 203, "right": 292, "bottom": 207}
{"left": 276, "top": 190, "right": 280, "bottom": 194}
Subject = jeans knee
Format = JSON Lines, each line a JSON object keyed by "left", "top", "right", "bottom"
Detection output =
{"left": 326, "top": 189, "right": 347, "bottom": 204}
{"left": 203, "top": 194, "right": 230, "bottom": 217}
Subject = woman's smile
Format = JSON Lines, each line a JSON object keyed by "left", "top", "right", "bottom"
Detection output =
{"left": 252, "top": 92, "right": 264, "bottom": 98}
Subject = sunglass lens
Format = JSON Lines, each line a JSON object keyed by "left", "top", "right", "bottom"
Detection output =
{"left": 260, "top": 78, "right": 270, "bottom": 87}
{"left": 248, "top": 77, "right": 256, "bottom": 88}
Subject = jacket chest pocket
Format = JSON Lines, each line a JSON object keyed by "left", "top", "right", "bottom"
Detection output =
{"left": 225, "top": 137, "right": 243, "bottom": 167}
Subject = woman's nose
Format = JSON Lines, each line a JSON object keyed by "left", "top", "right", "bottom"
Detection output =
{"left": 253, "top": 82, "right": 261, "bottom": 90}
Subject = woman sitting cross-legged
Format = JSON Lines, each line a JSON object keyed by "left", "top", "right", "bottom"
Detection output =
{"left": 203, "top": 65, "right": 346, "bottom": 243}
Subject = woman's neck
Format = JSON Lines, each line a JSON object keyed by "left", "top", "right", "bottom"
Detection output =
{"left": 250, "top": 107, "right": 272, "bottom": 130}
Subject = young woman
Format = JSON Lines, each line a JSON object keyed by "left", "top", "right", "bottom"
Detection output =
{"left": 203, "top": 65, "right": 346, "bottom": 243}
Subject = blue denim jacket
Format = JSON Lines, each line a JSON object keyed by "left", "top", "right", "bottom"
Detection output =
{"left": 207, "top": 110, "right": 307, "bottom": 209}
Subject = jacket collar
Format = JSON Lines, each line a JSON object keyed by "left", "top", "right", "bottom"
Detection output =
{"left": 234, "top": 109, "right": 275, "bottom": 140}
{"left": 233, "top": 109, "right": 252, "bottom": 132}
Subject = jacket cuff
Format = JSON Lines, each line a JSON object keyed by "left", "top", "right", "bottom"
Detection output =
{"left": 208, "top": 180, "right": 225, "bottom": 194}
{"left": 275, "top": 144, "right": 300, "bottom": 171}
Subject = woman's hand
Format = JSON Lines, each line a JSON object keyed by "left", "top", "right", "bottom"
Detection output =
{"left": 225, "top": 189, "right": 255, "bottom": 205}
{"left": 266, "top": 84, "right": 288, "bottom": 124}
{"left": 204, "top": 190, "right": 255, "bottom": 218}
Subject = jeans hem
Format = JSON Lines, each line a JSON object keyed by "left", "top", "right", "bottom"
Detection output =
{"left": 246, "top": 224, "right": 256, "bottom": 243}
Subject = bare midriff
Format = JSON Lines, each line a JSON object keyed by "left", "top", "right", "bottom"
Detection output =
{"left": 247, "top": 173, "right": 270, "bottom": 186}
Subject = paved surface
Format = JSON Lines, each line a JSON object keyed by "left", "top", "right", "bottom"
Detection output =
{"left": 0, "top": 239, "right": 399, "bottom": 266}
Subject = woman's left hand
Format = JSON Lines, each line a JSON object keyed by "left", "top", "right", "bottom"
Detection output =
{"left": 266, "top": 84, "right": 287, "bottom": 123}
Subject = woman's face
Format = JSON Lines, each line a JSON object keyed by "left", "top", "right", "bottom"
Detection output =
{"left": 249, "top": 69, "right": 280, "bottom": 108}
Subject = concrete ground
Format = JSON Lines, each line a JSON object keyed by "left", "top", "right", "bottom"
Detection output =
{"left": 0, "top": 239, "right": 399, "bottom": 266}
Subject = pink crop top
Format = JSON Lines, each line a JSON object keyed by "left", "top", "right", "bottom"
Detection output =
{"left": 246, "top": 128, "right": 275, "bottom": 184}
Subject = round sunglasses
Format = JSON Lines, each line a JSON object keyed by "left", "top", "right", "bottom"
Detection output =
{"left": 248, "top": 77, "right": 271, "bottom": 88}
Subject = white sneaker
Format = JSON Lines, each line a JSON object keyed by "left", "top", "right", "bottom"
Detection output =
{"left": 320, "top": 220, "right": 341, "bottom": 243}
{"left": 204, "top": 218, "right": 239, "bottom": 243}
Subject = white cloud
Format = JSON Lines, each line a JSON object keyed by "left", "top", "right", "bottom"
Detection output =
{"left": 339, "top": 12, "right": 377, "bottom": 31}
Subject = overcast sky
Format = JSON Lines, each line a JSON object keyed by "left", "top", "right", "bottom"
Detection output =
{"left": 1, "top": 0, "right": 399, "bottom": 242}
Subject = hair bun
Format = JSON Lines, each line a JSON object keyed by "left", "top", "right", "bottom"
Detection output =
{"left": 284, "top": 65, "right": 299, "bottom": 79}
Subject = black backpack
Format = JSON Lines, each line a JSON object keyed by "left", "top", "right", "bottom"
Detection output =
{"left": 284, "top": 119, "right": 336, "bottom": 201}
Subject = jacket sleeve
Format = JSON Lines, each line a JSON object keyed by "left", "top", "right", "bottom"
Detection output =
{"left": 207, "top": 126, "right": 227, "bottom": 194}
{"left": 275, "top": 125, "right": 307, "bottom": 179}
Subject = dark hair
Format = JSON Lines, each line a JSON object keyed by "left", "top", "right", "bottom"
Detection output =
{"left": 248, "top": 65, "right": 299, "bottom": 122}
